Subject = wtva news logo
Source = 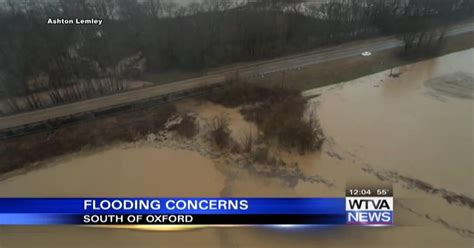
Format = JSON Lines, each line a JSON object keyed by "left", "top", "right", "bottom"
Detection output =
{"left": 346, "top": 197, "right": 393, "bottom": 225}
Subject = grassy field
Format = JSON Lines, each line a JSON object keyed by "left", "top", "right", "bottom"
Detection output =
{"left": 246, "top": 32, "right": 474, "bottom": 91}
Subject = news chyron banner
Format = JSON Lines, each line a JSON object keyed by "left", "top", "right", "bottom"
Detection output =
{"left": 0, "top": 186, "right": 393, "bottom": 226}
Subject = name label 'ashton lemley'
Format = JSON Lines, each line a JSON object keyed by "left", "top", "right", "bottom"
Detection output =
{"left": 47, "top": 18, "right": 103, "bottom": 26}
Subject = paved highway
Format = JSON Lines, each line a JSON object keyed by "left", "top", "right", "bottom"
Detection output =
{"left": 1, "top": 22, "right": 473, "bottom": 130}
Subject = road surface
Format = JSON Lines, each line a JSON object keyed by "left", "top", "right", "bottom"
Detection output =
{"left": 1, "top": 22, "right": 473, "bottom": 130}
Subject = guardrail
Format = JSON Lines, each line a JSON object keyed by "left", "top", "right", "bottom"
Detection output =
{"left": 0, "top": 85, "right": 219, "bottom": 140}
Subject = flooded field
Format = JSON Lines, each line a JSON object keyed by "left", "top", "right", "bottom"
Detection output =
{"left": 0, "top": 49, "right": 473, "bottom": 247}
{"left": 0, "top": 147, "right": 225, "bottom": 197}
{"left": 313, "top": 48, "right": 474, "bottom": 197}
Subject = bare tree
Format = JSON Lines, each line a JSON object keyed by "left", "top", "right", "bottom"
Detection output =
{"left": 209, "top": 115, "right": 231, "bottom": 149}
{"left": 239, "top": 125, "right": 256, "bottom": 153}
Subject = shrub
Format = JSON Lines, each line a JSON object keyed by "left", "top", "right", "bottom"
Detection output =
{"left": 174, "top": 114, "right": 198, "bottom": 139}
{"left": 208, "top": 116, "right": 231, "bottom": 149}
{"left": 211, "top": 82, "right": 325, "bottom": 154}
{"left": 240, "top": 93, "right": 322, "bottom": 153}
{"left": 252, "top": 147, "right": 269, "bottom": 163}
{"left": 239, "top": 126, "right": 255, "bottom": 153}
{"left": 274, "top": 114, "right": 325, "bottom": 154}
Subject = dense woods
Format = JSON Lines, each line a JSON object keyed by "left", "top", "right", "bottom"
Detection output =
{"left": 0, "top": 0, "right": 473, "bottom": 114}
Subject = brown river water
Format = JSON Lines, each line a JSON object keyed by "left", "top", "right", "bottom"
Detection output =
{"left": 0, "top": 49, "right": 473, "bottom": 247}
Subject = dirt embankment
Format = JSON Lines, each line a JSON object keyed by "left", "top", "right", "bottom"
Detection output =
{"left": 0, "top": 104, "right": 176, "bottom": 176}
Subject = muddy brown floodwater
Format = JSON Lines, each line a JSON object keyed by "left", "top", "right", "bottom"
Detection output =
{"left": 312, "top": 48, "right": 474, "bottom": 197}
{"left": 0, "top": 49, "right": 473, "bottom": 247}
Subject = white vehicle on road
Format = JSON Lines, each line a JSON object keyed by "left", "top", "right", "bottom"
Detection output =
{"left": 361, "top": 51, "right": 372, "bottom": 57}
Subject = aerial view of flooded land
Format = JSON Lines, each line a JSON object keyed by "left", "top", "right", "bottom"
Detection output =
{"left": 0, "top": 0, "right": 473, "bottom": 247}
{"left": 0, "top": 47, "right": 473, "bottom": 248}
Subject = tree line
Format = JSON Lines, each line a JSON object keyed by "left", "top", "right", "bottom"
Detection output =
{"left": 0, "top": 0, "right": 472, "bottom": 114}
